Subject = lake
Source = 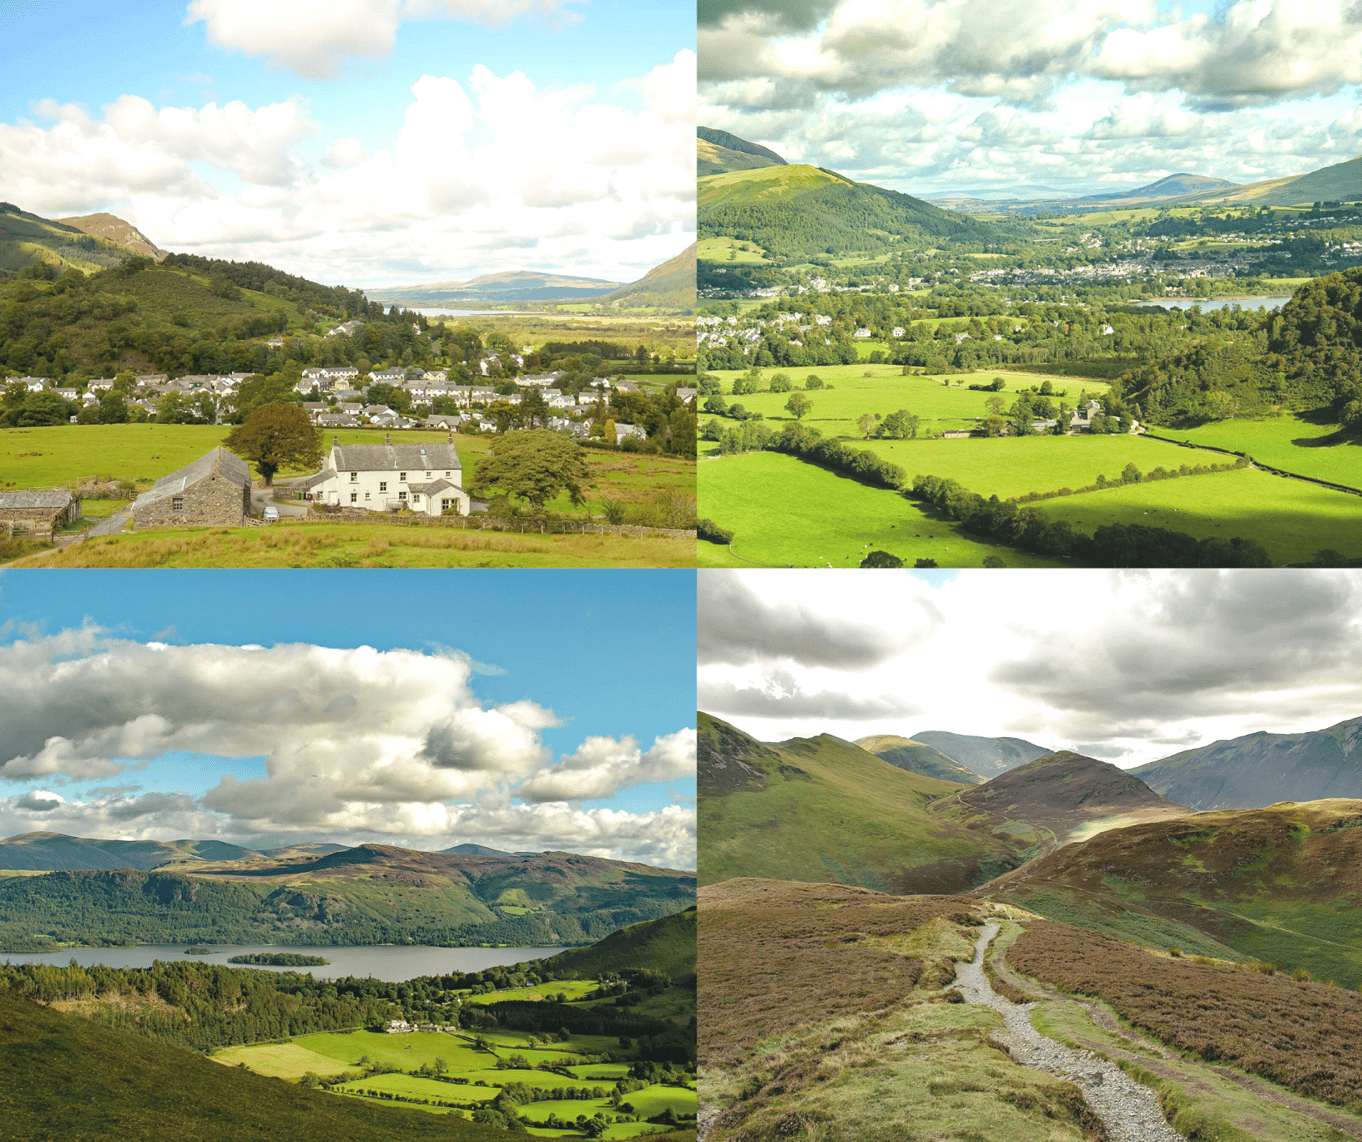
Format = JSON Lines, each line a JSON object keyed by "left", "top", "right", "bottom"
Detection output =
{"left": 0, "top": 944, "right": 569, "bottom": 982}
{"left": 411, "top": 308, "right": 540, "bottom": 317}
{"left": 1134, "top": 296, "right": 1292, "bottom": 312}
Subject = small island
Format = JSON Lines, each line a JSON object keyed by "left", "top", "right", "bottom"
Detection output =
{"left": 184, "top": 946, "right": 214, "bottom": 955}
{"left": 227, "top": 953, "right": 330, "bottom": 967}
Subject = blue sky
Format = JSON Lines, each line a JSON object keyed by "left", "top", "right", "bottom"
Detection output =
{"left": 0, "top": 569, "right": 696, "bottom": 867}
{"left": 0, "top": 0, "right": 696, "bottom": 287}
{"left": 699, "top": 0, "right": 1362, "bottom": 198}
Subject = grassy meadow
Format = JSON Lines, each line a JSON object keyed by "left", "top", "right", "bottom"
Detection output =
{"left": 1172, "top": 412, "right": 1362, "bottom": 488}
{"left": 697, "top": 451, "right": 1061, "bottom": 568}
{"left": 217, "top": 1024, "right": 695, "bottom": 1139}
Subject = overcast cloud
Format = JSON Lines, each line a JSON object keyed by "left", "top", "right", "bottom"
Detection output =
{"left": 697, "top": 569, "right": 1362, "bottom": 767}
{"left": 0, "top": 631, "right": 695, "bottom": 868}
{"left": 700, "top": 0, "right": 1362, "bottom": 195}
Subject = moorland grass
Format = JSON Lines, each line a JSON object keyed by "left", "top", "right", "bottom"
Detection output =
{"left": 1032, "top": 468, "right": 1362, "bottom": 564}
{"left": 697, "top": 451, "right": 1062, "bottom": 568}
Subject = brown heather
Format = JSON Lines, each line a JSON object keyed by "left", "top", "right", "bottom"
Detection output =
{"left": 1011, "top": 920, "right": 1362, "bottom": 1109}
{"left": 699, "top": 878, "right": 977, "bottom": 1066}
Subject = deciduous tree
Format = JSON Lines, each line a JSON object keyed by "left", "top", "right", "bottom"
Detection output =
{"left": 223, "top": 402, "right": 324, "bottom": 486}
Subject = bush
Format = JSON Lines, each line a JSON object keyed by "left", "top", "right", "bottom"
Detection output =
{"left": 697, "top": 518, "right": 734, "bottom": 545}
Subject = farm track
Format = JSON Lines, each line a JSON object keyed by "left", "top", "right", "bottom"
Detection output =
{"left": 988, "top": 924, "right": 1362, "bottom": 1140}
{"left": 955, "top": 922, "right": 1182, "bottom": 1142}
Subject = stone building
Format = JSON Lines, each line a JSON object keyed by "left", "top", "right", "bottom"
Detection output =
{"left": 0, "top": 490, "right": 80, "bottom": 539}
{"left": 304, "top": 437, "right": 470, "bottom": 516}
{"left": 132, "top": 447, "right": 252, "bottom": 529}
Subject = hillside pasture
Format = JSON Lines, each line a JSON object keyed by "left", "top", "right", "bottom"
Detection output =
{"left": 1033, "top": 468, "right": 1362, "bottom": 564}
{"left": 1170, "top": 413, "right": 1362, "bottom": 489}
{"left": 854, "top": 433, "right": 1203, "bottom": 500}
{"left": 697, "top": 451, "right": 1061, "bottom": 568}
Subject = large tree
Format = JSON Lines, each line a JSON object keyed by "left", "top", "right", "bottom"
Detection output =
{"left": 223, "top": 402, "right": 323, "bottom": 485}
{"left": 471, "top": 429, "right": 594, "bottom": 509}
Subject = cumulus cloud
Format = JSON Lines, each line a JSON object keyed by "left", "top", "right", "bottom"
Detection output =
{"left": 187, "top": 0, "right": 585, "bottom": 79}
{"left": 15, "top": 790, "right": 64, "bottom": 812}
{"left": 517, "top": 728, "right": 696, "bottom": 802}
{"left": 0, "top": 53, "right": 695, "bottom": 286}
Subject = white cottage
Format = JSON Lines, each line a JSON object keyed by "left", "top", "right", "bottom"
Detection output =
{"left": 305, "top": 438, "right": 470, "bottom": 516}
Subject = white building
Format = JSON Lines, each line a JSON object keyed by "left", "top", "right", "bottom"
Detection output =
{"left": 305, "top": 439, "right": 470, "bottom": 515}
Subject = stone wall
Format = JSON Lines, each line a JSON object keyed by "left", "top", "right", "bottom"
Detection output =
{"left": 0, "top": 506, "right": 67, "bottom": 540}
{"left": 133, "top": 475, "right": 250, "bottom": 529}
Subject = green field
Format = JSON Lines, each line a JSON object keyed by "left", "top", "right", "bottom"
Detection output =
{"left": 1034, "top": 468, "right": 1362, "bottom": 564}
{"left": 1171, "top": 413, "right": 1362, "bottom": 489}
{"left": 705, "top": 366, "right": 1107, "bottom": 438}
{"left": 855, "top": 433, "right": 1206, "bottom": 499}
{"left": 697, "top": 451, "right": 1060, "bottom": 568}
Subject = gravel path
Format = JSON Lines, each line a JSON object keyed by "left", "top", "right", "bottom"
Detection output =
{"left": 955, "top": 923, "right": 1183, "bottom": 1142}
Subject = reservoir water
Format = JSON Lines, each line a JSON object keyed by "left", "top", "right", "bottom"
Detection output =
{"left": 1134, "top": 296, "right": 1291, "bottom": 312}
{"left": 0, "top": 944, "right": 568, "bottom": 982}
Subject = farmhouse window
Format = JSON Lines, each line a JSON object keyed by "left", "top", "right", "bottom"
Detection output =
{"left": 172, "top": 497, "right": 183, "bottom": 511}
{"left": 379, "top": 481, "right": 387, "bottom": 492}
{"left": 350, "top": 492, "right": 358, "bottom": 503}
{"left": 350, "top": 471, "right": 357, "bottom": 481}
{"left": 444, "top": 471, "right": 451, "bottom": 478}
{"left": 441, "top": 498, "right": 452, "bottom": 511}
{"left": 398, "top": 491, "right": 407, "bottom": 501}
{"left": 399, "top": 472, "right": 407, "bottom": 481}
{"left": 425, "top": 471, "right": 431, "bottom": 479}
{"left": 365, "top": 491, "right": 370, "bottom": 500}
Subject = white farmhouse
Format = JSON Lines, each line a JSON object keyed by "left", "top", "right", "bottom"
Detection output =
{"left": 305, "top": 438, "right": 470, "bottom": 516}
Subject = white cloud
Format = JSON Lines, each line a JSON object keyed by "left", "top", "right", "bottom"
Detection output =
{"left": 186, "top": 0, "right": 586, "bottom": 80}
{"left": 517, "top": 728, "right": 697, "bottom": 802}
{"left": 0, "top": 53, "right": 695, "bottom": 286}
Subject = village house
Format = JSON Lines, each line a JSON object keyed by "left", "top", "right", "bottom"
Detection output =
{"left": 304, "top": 437, "right": 470, "bottom": 516}
{"left": 132, "top": 447, "right": 252, "bottom": 529}
{"left": 0, "top": 490, "right": 80, "bottom": 539}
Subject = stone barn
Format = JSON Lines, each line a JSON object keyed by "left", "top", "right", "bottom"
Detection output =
{"left": 0, "top": 490, "right": 80, "bottom": 539}
{"left": 132, "top": 447, "right": 252, "bottom": 529}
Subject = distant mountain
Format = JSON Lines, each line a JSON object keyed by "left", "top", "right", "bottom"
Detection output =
{"left": 441, "top": 843, "right": 516, "bottom": 857}
{"left": 0, "top": 832, "right": 259, "bottom": 871}
{"left": 602, "top": 243, "right": 696, "bottom": 312}
{"left": 55, "top": 212, "right": 166, "bottom": 261}
{"left": 698, "top": 161, "right": 1001, "bottom": 262}
{"left": 1188, "top": 154, "right": 1362, "bottom": 207}
{"left": 697, "top": 127, "right": 787, "bottom": 177}
{"left": 259, "top": 842, "right": 350, "bottom": 859}
{"left": 1132, "top": 715, "right": 1362, "bottom": 809}
{"left": 0, "top": 202, "right": 140, "bottom": 275}
{"left": 854, "top": 734, "right": 983, "bottom": 784}
{"left": 699, "top": 712, "right": 1014, "bottom": 893}
{"left": 952, "top": 751, "right": 1187, "bottom": 847}
{"left": 0, "top": 842, "right": 695, "bottom": 952}
{"left": 909, "top": 731, "right": 1052, "bottom": 777}
{"left": 366, "top": 270, "right": 622, "bottom": 307}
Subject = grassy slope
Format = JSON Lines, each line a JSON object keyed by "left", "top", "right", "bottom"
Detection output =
{"left": 697, "top": 450, "right": 1061, "bottom": 569}
{"left": 534, "top": 907, "right": 696, "bottom": 982}
{"left": 698, "top": 713, "right": 1013, "bottom": 892}
{"left": 0, "top": 205, "right": 133, "bottom": 274}
{"left": 854, "top": 734, "right": 983, "bottom": 784}
{"left": 1031, "top": 467, "right": 1362, "bottom": 564}
{"left": 1173, "top": 413, "right": 1362, "bottom": 489}
{"left": 0, "top": 990, "right": 504, "bottom": 1142}
{"left": 984, "top": 800, "right": 1362, "bottom": 986}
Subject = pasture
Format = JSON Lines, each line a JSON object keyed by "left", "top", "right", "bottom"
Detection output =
{"left": 1033, "top": 468, "right": 1362, "bottom": 565}
{"left": 854, "top": 433, "right": 1204, "bottom": 500}
{"left": 697, "top": 451, "right": 1062, "bottom": 568}
{"left": 1169, "top": 413, "right": 1362, "bottom": 489}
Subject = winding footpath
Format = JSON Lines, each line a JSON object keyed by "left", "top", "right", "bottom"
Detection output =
{"left": 955, "top": 923, "right": 1182, "bottom": 1142}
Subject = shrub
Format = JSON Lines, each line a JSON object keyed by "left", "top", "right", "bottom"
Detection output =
{"left": 697, "top": 518, "right": 734, "bottom": 545}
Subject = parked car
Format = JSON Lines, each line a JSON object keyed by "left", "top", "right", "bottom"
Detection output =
{"left": 263, "top": 505, "right": 279, "bottom": 522}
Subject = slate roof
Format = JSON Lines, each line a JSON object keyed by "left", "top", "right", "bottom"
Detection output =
{"left": 409, "top": 479, "right": 459, "bottom": 496}
{"left": 0, "top": 490, "right": 72, "bottom": 510}
{"left": 133, "top": 447, "right": 251, "bottom": 509}
{"left": 331, "top": 443, "right": 461, "bottom": 473}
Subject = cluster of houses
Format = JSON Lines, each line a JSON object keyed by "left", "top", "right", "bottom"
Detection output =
{"left": 7, "top": 372, "right": 248, "bottom": 421}
{"left": 382, "top": 1019, "right": 458, "bottom": 1034}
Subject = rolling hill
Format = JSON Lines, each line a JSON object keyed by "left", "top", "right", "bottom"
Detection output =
{"left": 943, "top": 751, "right": 1188, "bottom": 848}
{"left": 698, "top": 156, "right": 1002, "bottom": 262}
{"left": 699, "top": 712, "right": 1015, "bottom": 893}
{"left": 1191, "top": 153, "right": 1362, "bottom": 206}
{"left": 1132, "top": 714, "right": 1362, "bottom": 809}
{"left": 0, "top": 202, "right": 140, "bottom": 275}
{"left": 0, "top": 832, "right": 259, "bottom": 871}
{"left": 366, "top": 269, "right": 622, "bottom": 307}
{"left": 56, "top": 212, "right": 166, "bottom": 261}
{"left": 982, "top": 798, "right": 1362, "bottom": 985}
{"left": 697, "top": 126, "right": 787, "bottom": 177}
{"left": 854, "top": 733, "right": 983, "bottom": 784}
{"left": 533, "top": 905, "right": 695, "bottom": 982}
{"left": 601, "top": 242, "right": 696, "bottom": 312}
{"left": 0, "top": 843, "right": 695, "bottom": 952}
{"left": 910, "top": 730, "right": 1052, "bottom": 777}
